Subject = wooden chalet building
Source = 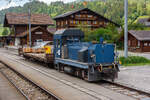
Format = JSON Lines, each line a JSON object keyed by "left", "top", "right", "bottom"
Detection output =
{"left": 4, "top": 13, "right": 54, "bottom": 46}
{"left": 54, "top": 8, "right": 120, "bottom": 30}
{"left": 128, "top": 30, "right": 150, "bottom": 52}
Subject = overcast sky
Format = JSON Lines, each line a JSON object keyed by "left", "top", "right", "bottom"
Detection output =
{"left": 0, "top": 0, "right": 76, "bottom": 10}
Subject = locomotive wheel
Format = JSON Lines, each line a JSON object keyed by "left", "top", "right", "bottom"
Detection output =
{"left": 82, "top": 70, "right": 88, "bottom": 81}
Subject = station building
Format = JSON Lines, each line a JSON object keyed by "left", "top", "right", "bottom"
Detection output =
{"left": 3, "top": 13, "right": 54, "bottom": 46}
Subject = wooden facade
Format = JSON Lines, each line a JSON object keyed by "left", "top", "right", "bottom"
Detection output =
{"left": 14, "top": 25, "right": 45, "bottom": 35}
{"left": 128, "top": 30, "right": 150, "bottom": 52}
{"left": 3, "top": 13, "right": 54, "bottom": 46}
{"left": 54, "top": 8, "right": 120, "bottom": 30}
{"left": 17, "top": 26, "right": 53, "bottom": 45}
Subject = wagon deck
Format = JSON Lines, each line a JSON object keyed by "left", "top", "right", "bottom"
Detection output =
{"left": 23, "top": 53, "right": 53, "bottom": 64}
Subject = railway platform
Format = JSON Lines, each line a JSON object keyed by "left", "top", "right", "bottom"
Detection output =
{"left": 117, "top": 66, "right": 150, "bottom": 93}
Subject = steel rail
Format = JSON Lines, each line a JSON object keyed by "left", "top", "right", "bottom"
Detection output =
{"left": 103, "top": 80, "right": 150, "bottom": 99}
{"left": 0, "top": 68, "right": 30, "bottom": 100}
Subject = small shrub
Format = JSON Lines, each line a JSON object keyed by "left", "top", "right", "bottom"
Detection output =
{"left": 119, "top": 56, "right": 150, "bottom": 66}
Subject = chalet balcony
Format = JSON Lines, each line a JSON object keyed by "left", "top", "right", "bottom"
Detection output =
{"left": 75, "top": 17, "right": 97, "bottom": 20}
{"left": 69, "top": 24, "right": 105, "bottom": 28}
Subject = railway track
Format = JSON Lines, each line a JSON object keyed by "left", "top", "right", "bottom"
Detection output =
{"left": 1, "top": 51, "right": 150, "bottom": 100}
{"left": 100, "top": 81, "right": 150, "bottom": 100}
{"left": 0, "top": 64, "right": 61, "bottom": 100}
{"left": 2, "top": 54, "right": 110, "bottom": 100}
{"left": 0, "top": 67, "right": 29, "bottom": 100}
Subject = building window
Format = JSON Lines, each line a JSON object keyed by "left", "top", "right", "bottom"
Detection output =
{"left": 65, "top": 20, "right": 68, "bottom": 25}
{"left": 57, "top": 21, "right": 60, "bottom": 25}
{"left": 76, "top": 15, "right": 81, "bottom": 17}
{"left": 93, "top": 21, "right": 97, "bottom": 24}
{"left": 81, "top": 21, "right": 84, "bottom": 24}
{"left": 138, "top": 41, "right": 140, "bottom": 47}
{"left": 70, "top": 20, "right": 74, "bottom": 24}
{"left": 144, "top": 42, "right": 148, "bottom": 46}
{"left": 36, "top": 39, "right": 43, "bottom": 42}
{"left": 73, "top": 20, "right": 76, "bottom": 24}
{"left": 99, "top": 21, "right": 103, "bottom": 25}
{"left": 128, "top": 40, "right": 131, "bottom": 46}
{"left": 94, "top": 16, "right": 97, "bottom": 19}
{"left": 35, "top": 32, "right": 43, "bottom": 34}
{"left": 87, "top": 21, "right": 91, "bottom": 25}
{"left": 82, "top": 14, "right": 86, "bottom": 17}
{"left": 81, "top": 21, "right": 86, "bottom": 25}
{"left": 61, "top": 21, "right": 63, "bottom": 26}
{"left": 88, "top": 15, "right": 93, "bottom": 18}
{"left": 75, "top": 21, "right": 78, "bottom": 24}
{"left": 71, "top": 15, "right": 74, "bottom": 18}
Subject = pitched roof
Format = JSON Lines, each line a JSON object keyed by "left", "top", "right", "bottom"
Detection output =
{"left": 4, "top": 13, "right": 54, "bottom": 27}
{"left": 16, "top": 26, "right": 52, "bottom": 38}
{"left": 137, "top": 18, "right": 149, "bottom": 24}
{"left": 135, "top": 16, "right": 150, "bottom": 26}
{"left": 54, "top": 8, "right": 120, "bottom": 27}
{"left": 129, "top": 30, "right": 150, "bottom": 41}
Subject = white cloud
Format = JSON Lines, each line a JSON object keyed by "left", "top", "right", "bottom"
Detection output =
{"left": 0, "top": 1, "right": 18, "bottom": 10}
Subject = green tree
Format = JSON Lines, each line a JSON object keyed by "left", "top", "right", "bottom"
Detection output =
{"left": 2, "top": 28, "right": 9, "bottom": 36}
{"left": 84, "top": 24, "right": 120, "bottom": 43}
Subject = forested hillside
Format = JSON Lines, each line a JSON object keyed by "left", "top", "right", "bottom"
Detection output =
{"left": 0, "top": 0, "right": 150, "bottom": 25}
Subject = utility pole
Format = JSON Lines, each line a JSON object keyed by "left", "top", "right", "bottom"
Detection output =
{"left": 124, "top": 0, "right": 128, "bottom": 58}
{"left": 28, "top": 6, "right": 31, "bottom": 47}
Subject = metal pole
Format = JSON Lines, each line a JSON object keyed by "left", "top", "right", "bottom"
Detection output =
{"left": 124, "top": 0, "right": 128, "bottom": 58}
{"left": 28, "top": 8, "right": 31, "bottom": 47}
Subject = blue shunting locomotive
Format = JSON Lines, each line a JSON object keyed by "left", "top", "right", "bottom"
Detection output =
{"left": 54, "top": 28, "right": 119, "bottom": 82}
